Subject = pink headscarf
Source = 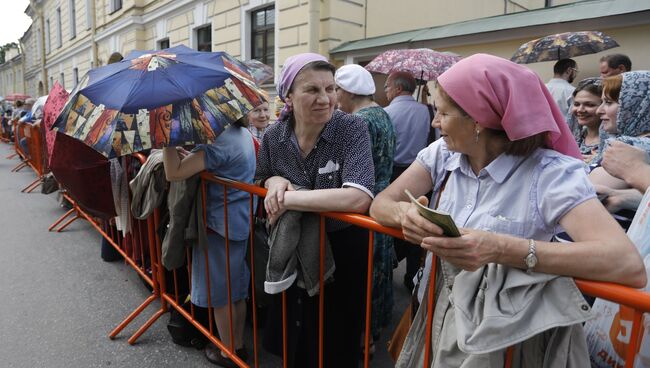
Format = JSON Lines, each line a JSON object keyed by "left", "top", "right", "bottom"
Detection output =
{"left": 437, "top": 53, "right": 581, "bottom": 159}
{"left": 276, "top": 52, "right": 329, "bottom": 120}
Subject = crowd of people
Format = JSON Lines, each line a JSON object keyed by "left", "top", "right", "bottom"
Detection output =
{"left": 4, "top": 47, "right": 648, "bottom": 367}
{"left": 158, "top": 48, "right": 650, "bottom": 368}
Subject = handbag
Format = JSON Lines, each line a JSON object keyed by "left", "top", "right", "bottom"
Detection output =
{"left": 387, "top": 171, "right": 452, "bottom": 362}
{"left": 41, "top": 173, "right": 59, "bottom": 194}
{"left": 250, "top": 197, "right": 272, "bottom": 308}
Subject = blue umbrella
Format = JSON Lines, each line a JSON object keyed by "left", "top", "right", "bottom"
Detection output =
{"left": 53, "top": 45, "right": 266, "bottom": 158}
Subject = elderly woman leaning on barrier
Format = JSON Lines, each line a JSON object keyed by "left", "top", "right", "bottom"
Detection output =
{"left": 162, "top": 116, "right": 256, "bottom": 368}
{"left": 369, "top": 54, "right": 646, "bottom": 367}
{"left": 255, "top": 53, "right": 375, "bottom": 367}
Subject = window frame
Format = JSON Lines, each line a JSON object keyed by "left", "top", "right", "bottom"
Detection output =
{"left": 56, "top": 7, "right": 62, "bottom": 48}
{"left": 250, "top": 5, "right": 275, "bottom": 70}
{"left": 45, "top": 19, "right": 51, "bottom": 54}
{"left": 195, "top": 25, "right": 212, "bottom": 52}
{"left": 109, "top": 0, "right": 123, "bottom": 14}
{"left": 69, "top": 0, "right": 76, "bottom": 39}
{"left": 157, "top": 38, "right": 170, "bottom": 50}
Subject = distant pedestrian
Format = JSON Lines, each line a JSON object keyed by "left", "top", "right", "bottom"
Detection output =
{"left": 546, "top": 58, "right": 578, "bottom": 116}
{"left": 599, "top": 53, "right": 632, "bottom": 78}
{"left": 383, "top": 71, "right": 430, "bottom": 291}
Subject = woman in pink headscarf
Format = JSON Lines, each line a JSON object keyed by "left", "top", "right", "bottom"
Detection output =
{"left": 370, "top": 54, "right": 645, "bottom": 366}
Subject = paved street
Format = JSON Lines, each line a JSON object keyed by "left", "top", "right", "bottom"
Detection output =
{"left": 0, "top": 142, "right": 409, "bottom": 368}
{"left": 0, "top": 143, "right": 215, "bottom": 368}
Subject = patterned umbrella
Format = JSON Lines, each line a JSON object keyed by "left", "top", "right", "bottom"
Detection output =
{"left": 364, "top": 48, "right": 461, "bottom": 81}
{"left": 53, "top": 45, "right": 266, "bottom": 158}
{"left": 511, "top": 31, "right": 619, "bottom": 64}
{"left": 42, "top": 82, "right": 69, "bottom": 165}
{"left": 244, "top": 59, "right": 274, "bottom": 85}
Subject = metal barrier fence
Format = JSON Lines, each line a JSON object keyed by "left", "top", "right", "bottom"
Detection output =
{"left": 3, "top": 130, "right": 649, "bottom": 367}
{"left": 194, "top": 173, "right": 650, "bottom": 368}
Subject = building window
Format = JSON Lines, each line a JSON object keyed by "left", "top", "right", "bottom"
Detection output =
{"left": 70, "top": 0, "right": 76, "bottom": 39}
{"left": 196, "top": 26, "right": 211, "bottom": 52}
{"left": 251, "top": 5, "right": 275, "bottom": 69}
{"left": 56, "top": 8, "right": 62, "bottom": 48}
{"left": 158, "top": 38, "right": 170, "bottom": 50}
{"left": 86, "top": 0, "right": 92, "bottom": 30}
{"left": 110, "top": 0, "right": 123, "bottom": 14}
{"left": 50, "top": 76, "right": 54, "bottom": 88}
{"left": 45, "top": 19, "right": 51, "bottom": 54}
{"left": 60, "top": 73, "right": 65, "bottom": 89}
{"left": 73, "top": 68, "right": 79, "bottom": 87}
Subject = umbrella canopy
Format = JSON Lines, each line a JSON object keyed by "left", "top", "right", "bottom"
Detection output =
{"left": 365, "top": 48, "right": 461, "bottom": 81}
{"left": 243, "top": 59, "right": 274, "bottom": 85}
{"left": 4, "top": 93, "right": 31, "bottom": 102}
{"left": 50, "top": 132, "right": 115, "bottom": 219}
{"left": 511, "top": 31, "right": 619, "bottom": 64}
{"left": 42, "top": 82, "right": 70, "bottom": 165}
{"left": 53, "top": 45, "right": 266, "bottom": 158}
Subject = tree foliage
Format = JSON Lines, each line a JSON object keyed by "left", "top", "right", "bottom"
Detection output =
{"left": 0, "top": 42, "right": 19, "bottom": 64}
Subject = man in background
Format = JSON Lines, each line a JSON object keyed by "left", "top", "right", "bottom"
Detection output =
{"left": 600, "top": 54, "right": 632, "bottom": 78}
{"left": 546, "top": 58, "right": 578, "bottom": 116}
{"left": 383, "top": 71, "right": 430, "bottom": 291}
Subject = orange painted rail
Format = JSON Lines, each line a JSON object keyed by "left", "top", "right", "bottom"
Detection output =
{"left": 198, "top": 172, "right": 650, "bottom": 368}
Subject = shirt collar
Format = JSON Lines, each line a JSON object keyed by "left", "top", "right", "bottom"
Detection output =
{"left": 389, "top": 95, "right": 416, "bottom": 104}
{"left": 444, "top": 151, "right": 526, "bottom": 183}
{"left": 278, "top": 110, "right": 342, "bottom": 144}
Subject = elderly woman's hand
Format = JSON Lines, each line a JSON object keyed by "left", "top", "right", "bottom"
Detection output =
{"left": 420, "top": 229, "right": 501, "bottom": 271}
{"left": 400, "top": 195, "right": 444, "bottom": 245}
{"left": 264, "top": 176, "right": 295, "bottom": 224}
{"left": 602, "top": 141, "right": 649, "bottom": 181}
{"left": 594, "top": 184, "right": 644, "bottom": 213}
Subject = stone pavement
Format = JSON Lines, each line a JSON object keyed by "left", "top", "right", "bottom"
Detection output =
{"left": 0, "top": 142, "right": 408, "bottom": 368}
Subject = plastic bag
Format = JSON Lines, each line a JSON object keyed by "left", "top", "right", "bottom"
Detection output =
{"left": 585, "top": 188, "right": 650, "bottom": 367}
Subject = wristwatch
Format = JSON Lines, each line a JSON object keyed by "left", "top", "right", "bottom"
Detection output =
{"left": 524, "top": 239, "right": 537, "bottom": 274}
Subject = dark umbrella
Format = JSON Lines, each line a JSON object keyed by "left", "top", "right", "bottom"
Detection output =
{"left": 510, "top": 31, "right": 619, "bottom": 64}
{"left": 49, "top": 132, "right": 115, "bottom": 219}
{"left": 53, "top": 45, "right": 266, "bottom": 158}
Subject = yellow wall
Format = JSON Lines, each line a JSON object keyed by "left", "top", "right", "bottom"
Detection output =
{"left": 364, "top": 0, "right": 563, "bottom": 38}
{"left": 431, "top": 23, "right": 650, "bottom": 84}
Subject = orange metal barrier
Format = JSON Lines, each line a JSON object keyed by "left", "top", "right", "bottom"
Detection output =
{"left": 184, "top": 173, "right": 650, "bottom": 368}
{"left": 19, "top": 120, "right": 49, "bottom": 193}
{"left": 10, "top": 120, "right": 29, "bottom": 172}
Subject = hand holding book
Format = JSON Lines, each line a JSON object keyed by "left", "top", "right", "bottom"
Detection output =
{"left": 405, "top": 189, "right": 461, "bottom": 237}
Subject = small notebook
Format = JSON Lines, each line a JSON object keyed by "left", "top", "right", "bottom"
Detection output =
{"left": 405, "top": 189, "right": 461, "bottom": 237}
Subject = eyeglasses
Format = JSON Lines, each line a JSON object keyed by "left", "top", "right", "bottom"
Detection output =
{"left": 570, "top": 67, "right": 580, "bottom": 73}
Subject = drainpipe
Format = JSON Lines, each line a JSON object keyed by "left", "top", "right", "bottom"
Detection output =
{"left": 308, "top": 0, "right": 320, "bottom": 53}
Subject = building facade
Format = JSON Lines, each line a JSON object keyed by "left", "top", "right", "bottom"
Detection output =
{"left": 1, "top": 0, "right": 648, "bottom": 100}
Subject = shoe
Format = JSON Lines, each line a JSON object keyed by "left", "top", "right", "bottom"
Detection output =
{"left": 204, "top": 343, "right": 243, "bottom": 368}
{"left": 236, "top": 346, "right": 248, "bottom": 362}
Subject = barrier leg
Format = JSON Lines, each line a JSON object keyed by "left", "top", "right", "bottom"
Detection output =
{"left": 56, "top": 212, "right": 83, "bottom": 232}
{"left": 6, "top": 152, "right": 17, "bottom": 159}
{"left": 21, "top": 176, "right": 42, "bottom": 193}
{"left": 126, "top": 304, "right": 167, "bottom": 345}
{"left": 48, "top": 208, "right": 75, "bottom": 231}
{"left": 11, "top": 161, "right": 28, "bottom": 172}
{"left": 109, "top": 294, "right": 158, "bottom": 340}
